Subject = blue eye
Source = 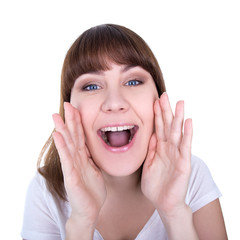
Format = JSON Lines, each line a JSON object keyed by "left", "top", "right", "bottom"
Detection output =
{"left": 83, "top": 84, "right": 101, "bottom": 91}
{"left": 126, "top": 79, "right": 142, "bottom": 86}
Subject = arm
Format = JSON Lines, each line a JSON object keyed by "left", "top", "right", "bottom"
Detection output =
{"left": 158, "top": 199, "right": 228, "bottom": 240}
{"left": 65, "top": 216, "right": 95, "bottom": 240}
{"left": 193, "top": 199, "right": 228, "bottom": 240}
{"left": 159, "top": 205, "right": 199, "bottom": 240}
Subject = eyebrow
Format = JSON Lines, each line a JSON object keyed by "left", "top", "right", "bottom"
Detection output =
{"left": 122, "top": 65, "right": 137, "bottom": 72}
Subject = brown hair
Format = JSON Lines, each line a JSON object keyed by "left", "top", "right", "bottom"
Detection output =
{"left": 38, "top": 24, "right": 166, "bottom": 201}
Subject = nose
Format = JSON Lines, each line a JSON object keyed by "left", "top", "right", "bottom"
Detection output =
{"left": 101, "top": 89, "right": 129, "bottom": 113}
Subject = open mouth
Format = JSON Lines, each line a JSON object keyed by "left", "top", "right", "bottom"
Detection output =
{"left": 98, "top": 125, "right": 139, "bottom": 148}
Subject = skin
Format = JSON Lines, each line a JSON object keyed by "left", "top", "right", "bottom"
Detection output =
{"left": 51, "top": 63, "right": 227, "bottom": 240}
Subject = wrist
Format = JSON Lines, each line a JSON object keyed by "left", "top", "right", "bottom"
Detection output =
{"left": 65, "top": 215, "right": 95, "bottom": 240}
{"left": 157, "top": 205, "right": 199, "bottom": 240}
{"left": 157, "top": 203, "right": 191, "bottom": 220}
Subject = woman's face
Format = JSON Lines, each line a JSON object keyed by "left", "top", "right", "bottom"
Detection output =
{"left": 70, "top": 62, "right": 158, "bottom": 177}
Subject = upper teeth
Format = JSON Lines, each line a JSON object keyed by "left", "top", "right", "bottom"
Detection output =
{"left": 101, "top": 125, "right": 134, "bottom": 132}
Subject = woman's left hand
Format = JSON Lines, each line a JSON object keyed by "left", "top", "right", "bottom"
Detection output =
{"left": 141, "top": 93, "right": 193, "bottom": 218}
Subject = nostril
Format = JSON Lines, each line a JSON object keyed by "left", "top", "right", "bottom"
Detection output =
{"left": 106, "top": 107, "right": 125, "bottom": 112}
{"left": 102, "top": 102, "right": 129, "bottom": 113}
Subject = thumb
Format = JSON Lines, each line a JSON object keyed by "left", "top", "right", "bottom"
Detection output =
{"left": 145, "top": 133, "right": 157, "bottom": 167}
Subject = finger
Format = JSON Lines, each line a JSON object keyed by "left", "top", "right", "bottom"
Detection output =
{"left": 69, "top": 105, "right": 91, "bottom": 167}
{"left": 159, "top": 92, "right": 174, "bottom": 139}
{"left": 180, "top": 118, "right": 193, "bottom": 160}
{"left": 74, "top": 107, "right": 86, "bottom": 151}
{"left": 65, "top": 102, "right": 87, "bottom": 152}
{"left": 64, "top": 102, "right": 79, "bottom": 147}
{"left": 170, "top": 101, "right": 184, "bottom": 147}
{"left": 52, "top": 113, "right": 76, "bottom": 158}
{"left": 52, "top": 131, "right": 74, "bottom": 177}
{"left": 154, "top": 99, "right": 166, "bottom": 141}
{"left": 145, "top": 133, "right": 157, "bottom": 167}
{"left": 88, "top": 157, "right": 101, "bottom": 173}
{"left": 70, "top": 106, "right": 90, "bottom": 166}
{"left": 85, "top": 143, "right": 92, "bottom": 159}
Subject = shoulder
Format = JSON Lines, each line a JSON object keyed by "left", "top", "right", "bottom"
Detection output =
{"left": 186, "top": 155, "right": 222, "bottom": 212}
{"left": 23, "top": 171, "right": 57, "bottom": 220}
{"left": 25, "top": 171, "right": 69, "bottom": 210}
{"left": 21, "top": 172, "right": 70, "bottom": 240}
{"left": 24, "top": 171, "right": 48, "bottom": 202}
{"left": 190, "top": 158, "right": 227, "bottom": 238}
{"left": 191, "top": 154, "right": 208, "bottom": 170}
{"left": 190, "top": 154, "right": 216, "bottom": 183}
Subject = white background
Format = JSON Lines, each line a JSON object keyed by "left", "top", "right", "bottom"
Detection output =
{"left": 0, "top": 0, "right": 239, "bottom": 239}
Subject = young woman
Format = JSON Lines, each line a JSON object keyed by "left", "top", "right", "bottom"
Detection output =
{"left": 21, "top": 24, "right": 227, "bottom": 240}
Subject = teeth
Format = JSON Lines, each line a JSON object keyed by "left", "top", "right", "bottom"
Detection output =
{"left": 101, "top": 125, "right": 134, "bottom": 132}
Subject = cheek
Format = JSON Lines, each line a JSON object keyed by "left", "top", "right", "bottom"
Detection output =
{"left": 134, "top": 84, "right": 158, "bottom": 112}
{"left": 134, "top": 94, "right": 156, "bottom": 125}
{"left": 72, "top": 102, "right": 97, "bottom": 142}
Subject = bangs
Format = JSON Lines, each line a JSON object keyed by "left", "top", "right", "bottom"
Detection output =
{"left": 77, "top": 25, "right": 141, "bottom": 71}
{"left": 70, "top": 24, "right": 155, "bottom": 75}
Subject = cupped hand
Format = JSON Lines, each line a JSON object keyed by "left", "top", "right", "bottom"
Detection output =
{"left": 141, "top": 93, "right": 193, "bottom": 218}
{"left": 52, "top": 102, "right": 106, "bottom": 225}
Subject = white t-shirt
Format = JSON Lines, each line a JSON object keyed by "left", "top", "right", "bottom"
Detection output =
{"left": 21, "top": 155, "right": 221, "bottom": 240}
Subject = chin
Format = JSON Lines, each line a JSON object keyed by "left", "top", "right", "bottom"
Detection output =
{"left": 102, "top": 164, "right": 142, "bottom": 177}
{"left": 92, "top": 149, "right": 146, "bottom": 177}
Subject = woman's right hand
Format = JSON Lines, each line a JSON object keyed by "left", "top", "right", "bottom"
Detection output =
{"left": 52, "top": 102, "right": 106, "bottom": 229}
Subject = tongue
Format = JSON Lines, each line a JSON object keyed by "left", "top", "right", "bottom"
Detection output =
{"left": 106, "top": 130, "right": 131, "bottom": 147}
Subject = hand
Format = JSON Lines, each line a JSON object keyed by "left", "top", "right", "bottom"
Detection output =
{"left": 141, "top": 93, "right": 193, "bottom": 218}
{"left": 52, "top": 102, "right": 106, "bottom": 226}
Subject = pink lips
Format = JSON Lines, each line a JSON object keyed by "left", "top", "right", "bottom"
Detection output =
{"left": 97, "top": 125, "right": 139, "bottom": 153}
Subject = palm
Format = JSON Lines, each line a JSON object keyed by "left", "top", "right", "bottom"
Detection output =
{"left": 64, "top": 153, "right": 106, "bottom": 221}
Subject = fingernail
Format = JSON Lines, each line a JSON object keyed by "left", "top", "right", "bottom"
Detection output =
{"left": 63, "top": 102, "right": 68, "bottom": 110}
{"left": 52, "top": 113, "right": 58, "bottom": 124}
{"left": 161, "top": 92, "right": 168, "bottom": 99}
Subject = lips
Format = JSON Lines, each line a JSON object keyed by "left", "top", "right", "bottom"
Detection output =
{"left": 97, "top": 124, "right": 139, "bottom": 151}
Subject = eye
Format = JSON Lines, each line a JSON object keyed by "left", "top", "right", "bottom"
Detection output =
{"left": 83, "top": 84, "right": 101, "bottom": 91}
{"left": 125, "top": 79, "right": 142, "bottom": 86}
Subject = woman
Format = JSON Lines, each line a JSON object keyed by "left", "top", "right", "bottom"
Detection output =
{"left": 21, "top": 24, "right": 227, "bottom": 240}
